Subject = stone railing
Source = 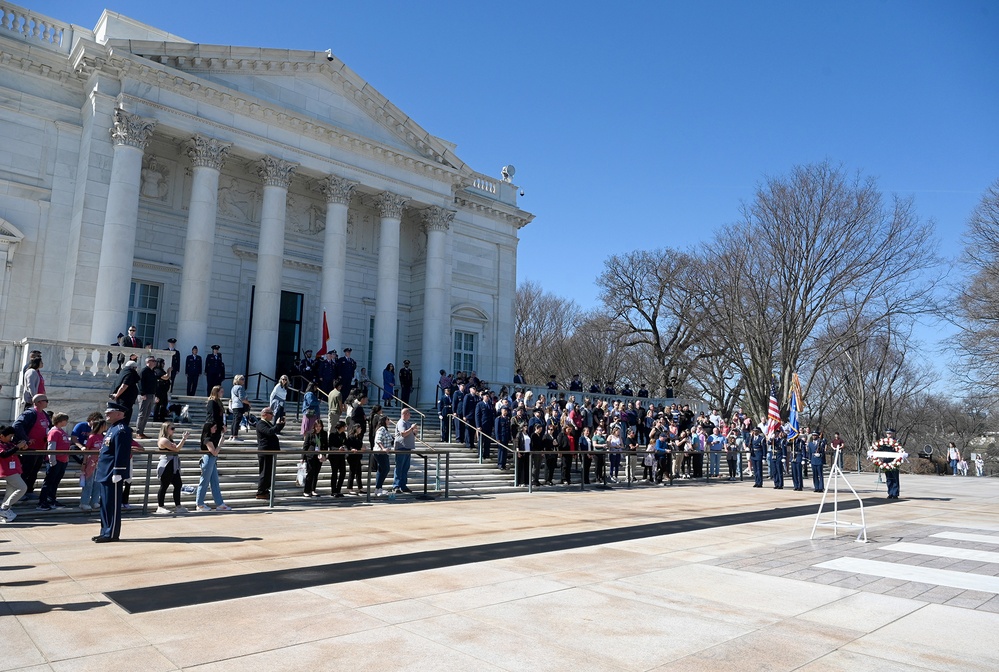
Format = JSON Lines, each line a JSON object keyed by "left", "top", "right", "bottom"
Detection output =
{"left": 469, "top": 175, "right": 498, "bottom": 195}
{"left": 16, "top": 338, "right": 174, "bottom": 379}
{"left": 0, "top": 2, "right": 73, "bottom": 53}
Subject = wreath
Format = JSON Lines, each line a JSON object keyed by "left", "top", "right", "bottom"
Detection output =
{"left": 868, "top": 436, "right": 905, "bottom": 471}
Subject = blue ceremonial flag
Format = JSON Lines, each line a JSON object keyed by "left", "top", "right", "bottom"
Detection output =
{"left": 788, "top": 386, "right": 800, "bottom": 440}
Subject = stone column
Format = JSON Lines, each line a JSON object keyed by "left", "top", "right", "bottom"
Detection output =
{"left": 247, "top": 156, "right": 297, "bottom": 378}
{"left": 317, "top": 175, "right": 356, "bottom": 350}
{"left": 372, "top": 191, "right": 408, "bottom": 374}
{"left": 419, "top": 206, "right": 455, "bottom": 405}
{"left": 176, "top": 135, "right": 231, "bottom": 353}
{"left": 90, "top": 108, "right": 156, "bottom": 344}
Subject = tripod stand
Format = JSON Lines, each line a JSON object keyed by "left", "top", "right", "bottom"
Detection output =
{"left": 810, "top": 447, "right": 868, "bottom": 542}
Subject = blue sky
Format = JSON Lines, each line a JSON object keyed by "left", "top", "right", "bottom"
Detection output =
{"left": 29, "top": 0, "right": 999, "bottom": 384}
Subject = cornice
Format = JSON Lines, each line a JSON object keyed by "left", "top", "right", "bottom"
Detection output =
{"left": 453, "top": 193, "right": 535, "bottom": 230}
{"left": 98, "top": 48, "right": 466, "bottom": 187}
{"left": 231, "top": 243, "right": 322, "bottom": 272}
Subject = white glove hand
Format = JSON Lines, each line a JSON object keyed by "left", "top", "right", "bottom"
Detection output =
{"left": 112, "top": 475, "right": 122, "bottom": 483}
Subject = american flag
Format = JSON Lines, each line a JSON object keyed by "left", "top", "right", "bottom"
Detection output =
{"left": 766, "top": 379, "right": 781, "bottom": 437}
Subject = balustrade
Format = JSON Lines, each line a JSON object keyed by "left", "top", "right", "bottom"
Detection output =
{"left": 0, "top": 3, "right": 72, "bottom": 52}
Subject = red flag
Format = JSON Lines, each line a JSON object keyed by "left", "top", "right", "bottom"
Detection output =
{"left": 766, "top": 379, "right": 781, "bottom": 437}
{"left": 316, "top": 310, "right": 330, "bottom": 357}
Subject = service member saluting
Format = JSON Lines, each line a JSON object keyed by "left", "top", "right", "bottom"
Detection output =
{"left": 93, "top": 401, "right": 132, "bottom": 543}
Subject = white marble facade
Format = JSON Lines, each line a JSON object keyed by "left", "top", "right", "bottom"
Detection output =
{"left": 0, "top": 4, "right": 532, "bottom": 405}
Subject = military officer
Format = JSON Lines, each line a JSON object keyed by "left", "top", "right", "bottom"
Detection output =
{"left": 399, "top": 360, "right": 414, "bottom": 404}
{"left": 438, "top": 387, "right": 452, "bottom": 442}
{"left": 749, "top": 427, "right": 766, "bottom": 487}
{"left": 789, "top": 430, "right": 805, "bottom": 491}
{"left": 205, "top": 345, "right": 226, "bottom": 395}
{"left": 884, "top": 427, "right": 902, "bottom": 499}
{"left": 769, "top": 430, "right": 786, "bottom": 489}
{"left": 808, "top": 431, "right": 825, "bottom": 492}
{"left": 93, "top": 401, "right": 132, "bottom": 543}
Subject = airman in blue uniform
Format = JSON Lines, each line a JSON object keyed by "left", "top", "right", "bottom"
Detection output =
{"left": 769, "top": 430, "right": 785, "bottom": 489}
{"left": 808, "top": 432, "right": 825, "bottom": 492}
{"left": 789, "top": 432, "right": 805, "bottom": 491}
{"left": 93, "top": 401, "right": 132, "bottom": 543}
{"left": 749, "top": 427, "right": 766, "bottom": 487}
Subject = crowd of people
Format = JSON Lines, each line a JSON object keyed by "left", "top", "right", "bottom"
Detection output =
{"left": 434, "top": 382, "right": 872, "bottom": 493}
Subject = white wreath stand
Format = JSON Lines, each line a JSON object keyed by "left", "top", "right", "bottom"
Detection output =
{"left": 810, "top": 447, "right": 869, "bottom": 543}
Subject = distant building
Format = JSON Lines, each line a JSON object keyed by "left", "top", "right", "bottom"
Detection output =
{"left": 0, "top": 4, "right": 532, "bottom": 408}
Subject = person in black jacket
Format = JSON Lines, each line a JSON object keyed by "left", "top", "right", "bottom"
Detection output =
{"left": 255, "top": 406, "right": 284, "bottom": 499}
{"left": 185, "top": 346, "right": 202, "bottom": 396}
{"left": 494, "top": 406, "right": 511, "bottom": 469}
{"left": 110, "top": 360, "right": 141, "bottom": 427}
{"left": 399, "top": 360, "right": 414, "bottom": 405}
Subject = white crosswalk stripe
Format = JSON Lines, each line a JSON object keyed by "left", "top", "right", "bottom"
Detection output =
{"left": 931, "top": 531, "right": 999, "bottom": 546}
{"left": 882, "top": 542, "right": 999, "bottom": 564}
{"left": 814, "top": 557, "right": 999, "bottom": 593}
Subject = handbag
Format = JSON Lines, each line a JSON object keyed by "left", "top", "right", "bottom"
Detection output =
{"left": 295, "top": 460, "right": 307, "bottom": 486}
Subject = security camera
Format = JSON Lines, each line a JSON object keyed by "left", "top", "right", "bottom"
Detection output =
{"left": 325, "top": 49, "right": 334, "bottom": 62}
{"left": 519, "top": 189, "right": 525, "bottom": 196}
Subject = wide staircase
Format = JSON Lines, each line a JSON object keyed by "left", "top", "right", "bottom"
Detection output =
{"left": 8, "top": 395, "right": 517, "bottom": 518}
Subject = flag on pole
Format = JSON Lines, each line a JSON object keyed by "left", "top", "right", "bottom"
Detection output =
{"left": 787, "top": 386, "right": 800, "bottom": 440}
{"left": 766, "top": 377, "right": 781, "bottom": 438}
{"left": 316, "top": 310, "right": 330, "bottom": 357}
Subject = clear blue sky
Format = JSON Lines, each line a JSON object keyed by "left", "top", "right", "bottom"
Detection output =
{"left": 30, "top": 0, "right": 999, "bottom": 384}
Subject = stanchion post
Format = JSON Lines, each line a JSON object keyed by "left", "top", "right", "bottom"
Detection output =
{"left": 142, "top": 452, "right": 153, "bottom": 514}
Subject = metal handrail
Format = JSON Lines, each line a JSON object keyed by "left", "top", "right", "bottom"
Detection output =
{"left": 367, "top": 378, "right": 427, "bottom": 441}
{"left": 449, "top": 413, "right": 507, "bottom": 464}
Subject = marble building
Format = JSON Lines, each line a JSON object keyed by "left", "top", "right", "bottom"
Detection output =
{"left": 0, "top": 4, "right": 532, "bottom": 406}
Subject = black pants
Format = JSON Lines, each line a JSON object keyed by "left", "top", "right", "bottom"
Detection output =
{"left": 560, "top": 454, "right": 573, "bottom": 484}
{"left": 304, "top": 456, "right": 322, "bottom": 494}
{"left": 158, "top": 460, "right": 182, "bottom": 508}
{"left": 582, "top": 453, "right": 592, "bottom": 484}
{"left": 346, "top": 453, "right": 363, "bottom": 490}
{"left": 515, "top": 452, "right": 530, "bottom": 485}
{"left": 257, "top": 454, "right": 274, "bottom": 495}
{"left": 39, "top": 460, "right": 67, "bottom": 506}
{"left": 594, "top": 453, "right": 606, "bottom": 484}
{"left": 545, "top": 454, "right": 558, "bottom": 483}
{"left": 329, "top": 455, "right": 346, "bottom": 494}
{"left": 186, "top": 375, "right": 199, "bottom": 396}
{"left": 19, "top": 453, "right": 44, "bottom": 494}
{"left": 230, "top": 407, "right": 245, "bottom": 438}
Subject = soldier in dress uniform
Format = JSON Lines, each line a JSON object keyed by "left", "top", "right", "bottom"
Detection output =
{"left": 205, "top": 345, "right": 226, "bottom": 395}
{"left": 93, "top": 401, "right": 132, "bottom": 543}
{"left": 438, "top": 388, "right": 452, "bottom": 442}
{"left": 749, "top": 427, "right": 766, "bottom": 487}
{"left": 299, "top": 350, "right": 316, "bottom": 386}
{"left": 884, "top": 427, "right": 902, "bottom": 499}
{"left": 769, "top": 429, "right": 786, "bottom": 489}
{"left": 789, "top": 430, "right": 805, "bottom": 491}
{"left": 185, "top": 346, "right": 202, "bottom": 396}
{"left": 399, "top": 360, "right": 414, "bottom": 404}
{"left": 808, "top": 432, "right": 825, "bottom": 492}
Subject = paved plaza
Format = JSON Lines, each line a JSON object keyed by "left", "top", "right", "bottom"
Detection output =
{"left": 2, "top": 472, "right": 998, "bottom": 671}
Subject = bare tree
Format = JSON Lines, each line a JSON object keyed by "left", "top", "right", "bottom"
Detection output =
{"left": 698, "top": 162, "right": 939, "bottom": 421}
{"left": 514, "top": 281, "right": 581, "bottom": 385}
{"left": 596, "top": 248, "right": 710, "bottom": 396}
{"left": 954, "top": 178, "right": 999, "bottom": 394}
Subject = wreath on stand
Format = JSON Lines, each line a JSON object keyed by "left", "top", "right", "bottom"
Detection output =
{"left": 867, "top": 436, "right": 906, "bottom": 471}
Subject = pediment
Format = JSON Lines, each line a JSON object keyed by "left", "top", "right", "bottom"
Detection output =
{"left": 111, "top": 40, "right": 467, "bottom": 172}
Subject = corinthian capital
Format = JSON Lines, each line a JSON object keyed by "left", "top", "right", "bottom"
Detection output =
{"left": 185, "top": 135, "right": 232, "bottom": 171}
{"left": 109, "top": 108, "right": 156, "bottom": 149}
{"left": 256, "top": 156, "right": 298, "bottom": 188}
{"left": 422, "top": 206, "right": 455, "bottom": 232}
{"left": 319, "top": 174, "right": 357, "bottom": 205}
{"left": 375, "top": 191, "right": 409, "bottom": 220}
